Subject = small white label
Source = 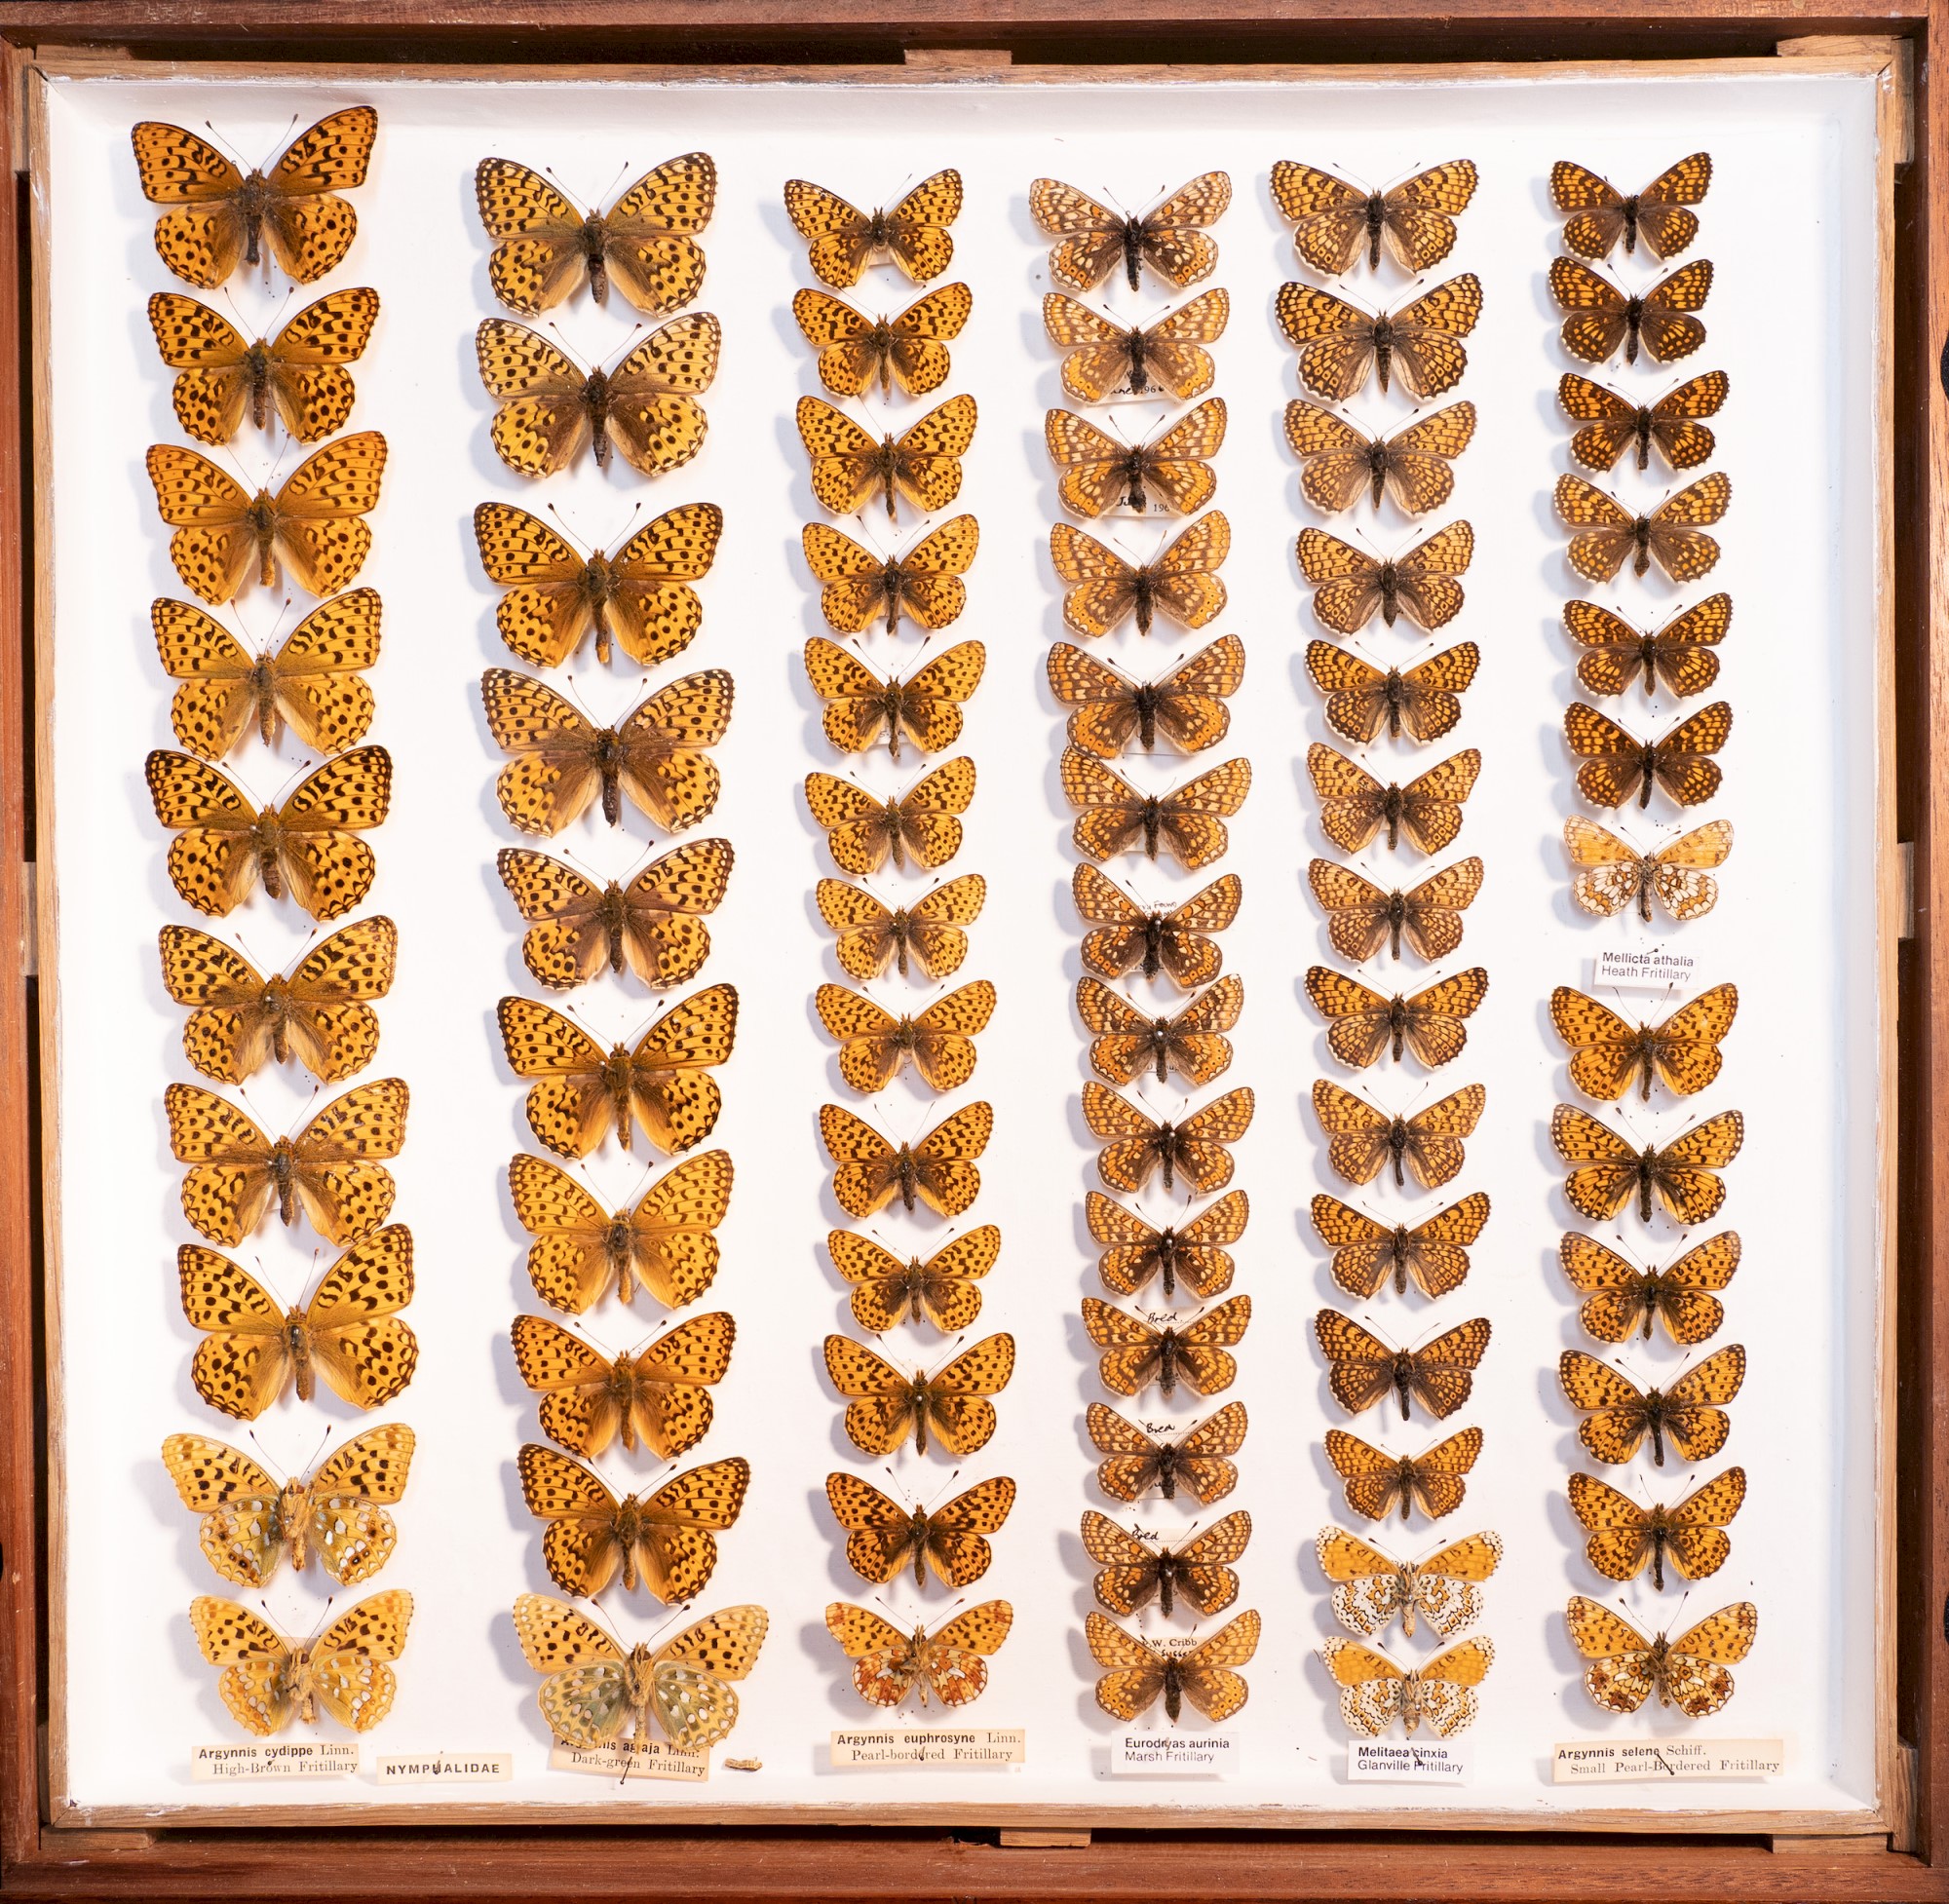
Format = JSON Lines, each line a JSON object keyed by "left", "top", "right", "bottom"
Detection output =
{"left": 1347, "top": 1737, "right": 1473, "bottom": 1785}
{"left": 828, "top": 1727, "right": 1024, "bottom": 1770}
{"left": 374, "top": 1751, "right": 513, "bottom": 1784}
{"left": 1109, "top": 1733, "right": 1238, "bottom": 1777}
{"left": 548, "top": 1738, "right": 709, "bottom": 1782}
{"left": 1551, "top": 1737, "right": 1784, "bottom": 1784}
{"left": 191, "top": 1741, "right": 358, "bottom": 1781}
{"left": 1592, "top": 947, "right": 1700, "bottom": 993}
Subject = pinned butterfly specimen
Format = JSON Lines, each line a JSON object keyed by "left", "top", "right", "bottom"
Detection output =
{"left": 510, "top": 1149, "right": 732, "bottom": 1314}
{"left": 149, "top": 288, "right": 380, "bottom": 444}
{"left": 1077, "top": 973, "right": 1242, "bottom": 1087}
{"left": 1316, "top": 1527, "right": 1503, "bottom": 1639}
{"left": 828, "top": 1224, "right": 1000, "bottom": 1334}
{"left": 1549, "top": 257, "right": 1712, "bottom": 366}
{"left": 476, "top": 314, "right": 719, "bottom": 477}
{"left": 1311, "top": 1191, "right": 1491, "bottom": 1301}
{"left": 1559, "top": 1231, "right": 1741, "bottom": 1345}
{"left": 517, "top": 1444, "right": 749, "bottom": 1600}
{"left": 1050, "top": 513, "right": 1229, "bottom": 639}
{"left": 480, "top": 666, "right": 732, "bottom": 836}
{"left": 826, "top": 1600, "right": 1012, "bottom": 1708}
{"left": 1563, "top": 702, "right": 1732, "bottom": 811}
{"left": 817, "top": 872, "right": 985, "bottom": 982}
{"left": 1325, "top": 1425, "right": 1484, "bottom": 1523}
{"left": 1277, "top": 275, "right": 1482, "bottom": 401}
{"left": 1084, "top": 1294, "right": 1252, "bottom": 1400}
{"left": 822, "top": 1332, "right": 1016, "bottom": 1456}
{"left": 1323, "top": 1634, "right": 1493, "bottom": 1737}
{"left": 515, "top": 1595, "right": 767, "bottom": 1752}
{"left": 158, "top": 916, "right": 396, "bottom": 1086}
{"left": 1285, "top": 401, "right": 1476, "bottom": 515}
{"left": 825, "top": 1471, "right": 1015, "bottom": 1587}
{"left": 1552, "top": 153, "right": 1712, "bottom": 261}
{"left": 1309, "top": 857, "right": 1484, "bottom": 965}
{"left": 162, "top": 1423, "right": 414, "bottom": 1588}
{"left": 1087, "top": 1609, "right": 1259, "bottom": 1725}
{"left": 133, "top": 108, "right": 378, "bottom": 287}
{"left": 1313, "top": 1080, "right": 1485, "bottom": 1192}
{"left": 178, "top": 1225, "right": 416, "bottom": 1418}
{"left": 497, "top": 984, "right": 738, "bottom": 1160}
{"left": 1297, "top": 520, "right": 1474, "bottom": 633}
{"left": 803, "top": 635, "right": 987, "bottom": 760}
{"left": 798, "top": 393, "right": 976, "bottom": 522}
{"left": 165, "top": 1077, "right": 408, "bottom": 1246}
{"left": 1561, "top": 371, "right": 1728, "bottom": 474}
{"left": 1557, "top": 474, "right": 1730, "bottom": 585}
{"left": 802, "top": 515, "right": 978, "bottom": 635}
{"left": 1271, "top": 158, "right": 1479, "bottom": 275}
{"left": 1089, "top": 1400, "right": 1247, "bottom": 1504}
{"left": 152, "top": 590, "right": 380, "bottom": 760}
{"left": 793, "top": 283, "right": 973, "bottom": 398}
{"left": 1041, "top": 288, "right": 1230, "bottom": 402}
{"left": 1549, "top": 982, "right": 1738, "bottom": 1100}
{"left": 1305, "top": 641, "right": 1480, "bottom": 746}
{"left": 804, "top": 756, "right": 975, "bottom": 876}
{"left": 1565, "top": 1596, "right": 1756, "bottom": 1718}
{"left": 1088, "top": 1187, "right": 1248, "bottom": 1301}
{"left": 1306, "top": 967, "right": 1489, "bottom": 1070}
{"left": 1551, "top": 1104, "right": 1744, "bottom": 1225}
{"left": 820, "top": 1100, "right": 993, "bottom": 1218}
{"left": 1564, "top": 595, "right": 1731, "bottom": 700}
{"left": 1083, "top": 1082, "right": 1255, "bottom": 1196}
{"left": 1047, "top": 399, "right": 1228, "bottom": 518}
{"left": 1561, "top": 1345, "right": 1745, "bottom": 1466}
{"left": 1309, "top": 746, "right": 1481, "bottom": 857}
{"left": 816, "top": 978, "right": 997, "bottom": 1092}
{"left": 473, "top": 499, "right": 723, "bottom": 670}
{"left": 497, "top": 837, "right": 734, "bottom": 991}
{"left": 1564, "top": 816, "right": 1733, "bottom": 923}
{"left": 476, "top": 152, "right": 717, "bottom": 315}
{"left": 1314, "top": 1311, "right": 1491, "bottom": 1420}
{"left": 1061, "top": 748, "right": 1251, "bottom": 870}
{"left": 785, "top": 170, "right": 963, "bottom": 287}
{"left": 1049, "top": 634, "right": 1244, "bottom": 757}
{"left": 512, "top": 1310, "right": 735, "bottom": 1460}
{"left": 1074, "top": 863, "right": 1242, "bottom": 989}
{"left": 146, "top": 433, "right": 387, "bottom": 604}
{"left": 190, "top": 1589, "right": 410, "bottom": 1737}
{"left": 1569, "top": 1466, "right": 1745, "bottom": 1589}
{"left": 1084, "top": 1508, "right": 1251, "bottom": 1618}
{"left": 1030, "top": 172, "right": 1231, "bottom": 293}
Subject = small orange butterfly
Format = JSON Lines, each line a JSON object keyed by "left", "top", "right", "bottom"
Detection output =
{"left": 1047, "top": 400, "right": 1227, "bottom": 517}
{"left": 1083, "top": 1081, "right": 1254, "bottom": 1196}
{"left": 798, "top": 393, "right": 976, "bottom": 522}
{"left": 793, "top": 283, "right": 973, "bottom": 399}
{"left": 785, "top": 171, "right": 963, "bottom": 287}
{"left": 1313, "top": 1079, "right": 1485, "bottom": 1190}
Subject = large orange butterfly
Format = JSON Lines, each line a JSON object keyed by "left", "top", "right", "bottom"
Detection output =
{"left": 1030, "top": 173, "right": 1231, "bottom": 292}
{"left": 798, "top": 393, "right": 976, "bottom": 522}
{"left": 133, "top": 108, "right": 377, "bottom": 287}
{"left": 1089, "top": 1399, "right": 1247, "bottom": 1504}
{"left": 793, "top": 283, "right": 972, "bottom": 399}
{"left": 820, "top": 1101, "right": 993, "bottom": 1218}
{"left": 803, "top": 636, "right": 986, "bottom": 761}
{"left": 1551, "top": 153, "right": 1711, "bottom": 261}
{"left": 190, "top": 1590, "right": 411, "bottom": 1737}
{"left": 1271, "top": 159, "right": 1478, "bottom": 274}
{"left": 785, "top": 171, "right": 963, "bottom": 286}
{"left": 1556, "top": 473, "right": 1730, "bottom": 584}
{"left": 1083, "top": 1295, "right": 1251, "bottom": 1399}
{"left": 1077, "top": 972, "right": 1242, "bottom": 1087}
{"left": 1041, "top": 288, "right": 1230, "bottom": 403}
{"left": 827, "top": 1225, "right": 999, "bottom": 1333}
{"left": 1564, "top": 701, "right": 1733, "bottom": 810}
{"left": 1088, "top": 1610, "right": 1258, "bottom": 1725}
{"left": 1297, "top": 521, "right": 1473, "bottom": 633}
{"left": 825, "top": 1601, "right": 1012, "bottom": 1708}
{"left": 1564, "top": 816, "right": 1732, "bottom": 922}
{"left": 1568, "top": 1466, "right": 1745, "bottom": 1590}
{"left": 1314, "top": 1311, "right": 1491, "bottom": 1421}
{"left": 1083, "top": 1082, "right": 1254, "bottom": 1196}
{"left": 1074, "top": 863, "right": 1242, "bottom": 989}
{"left": 1306, "top": 966, "right": 1488, "bottom": 1068}
{"left": 1558, "top": 1231, "right": 1741, "bottom": 1346}
{"left": 824, "top": 1471, "right": 1015, "bottom": 1587}
{"left": 1049, "top": 513, "right": 1229, "bottom": 639}
{"left": 804, "top": 757, "right": 975, "bottom": 876}
{"left": 816, "top": 979, "right": 996, "bottom": 1092}
{"left": 1560, "top": 1345, "right": 1745, "bottom": 1466}
{"left": 1308, "top": 857, "right": 1484, "bottom": 964}
{"left": 1550, "top": 1103, "right": 1744, "bottom": 1224}
{"left": 1563, "top": 595, "right": 1731, "bottom": 699}
{"left": 1324, "top": 1425, "right": 1484, "bottom": 1524}
{"left": 1084, "top": 1507, "right": 1251, "bottom": 1618}
{"left": 1088, "top": 1187, "right": 1248, "bottom": 1301}
{"left": 1048, "top": 634, "right": 1244, "bottom": 758}
{"left": 1309, "top": 745, "right": 1481, "bottom": 856}
{"left": 1285, "top": 401, "right": 1476, "bottom": 515}
{"left": 1550, "top": 257, "right": 1712, "bottom": 365}
{"left": 1277, "top": 276, "right": 1482, "bottom": 402}
{"left": 1312, "top": 1191, "right": 1490, "bottom": 1301}
{"left": 822, "top": 1332, "right": 1015, "bottom": 1456}
{"left": 817, "top": 873, "right": 985, "bottom": 982}
{"left": 511, "top": 1310, "right": 734, "bottom": 1460}
{"left": 1305, "top": 640, "right": 1479, "bottom": 745}
{"left": 1549, "top": 982, "right": 1738, "bottom": 1100}
{"left": 1061, "top": 748, "right": 1251, "bottom": 870}
{"left": 1047, "top": 400, "right": 1226, "bottom": 517}
{"left": 1312, "top": 1079, "right": 1485, "bottom": 1191}
{"left": 1560, "top": 370, "right": 1728, "bottom": 474}
{"left": 801, "top": 515, "right": 978, "bottom": 636}
{"left": 1566, "top": 1596, "right": 1755, "bottom": 1720}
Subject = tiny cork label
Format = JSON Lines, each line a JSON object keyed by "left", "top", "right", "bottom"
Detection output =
{"left": 1552, "top": 1737, "right": 1784, "bottom": 1784}
{"left": 1347, "top": 1737, "right": 1473, "bottom": 1785}
{"left": 374, "top": 1751, "right": 513, "bottom": 1784}
{"left": 549, "top": 1738, "right": 709, "bottom": 1782}
{"left": 1109, "top": 1733, "right": 1238, "bottom": 1777}
{"left": 191, "top": 1741, "right": 358, "bottom": 1781}
{"left": 828, "top": 1728, "right": 1024, "bottom": 1771}
{"left": 1592, "top": 947, "right": 1699, "bottom": 993}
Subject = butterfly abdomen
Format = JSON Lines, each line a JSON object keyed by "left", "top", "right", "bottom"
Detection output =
{"left": 1133, "top": 685, "right": 1162, "bottom": 751}
{"left": 895, "top": 1145, "right": 920, "bottom": 1211}
{"left": 1622, "top": 195, "right": 1644, "bottom": 254}
{"left": 1624, "top": 292, "right": 1647, "bottom": 364}
{"left": 246, "top": 493, "right": 280, "bottom": 586}
{"left": 1131, "top": 568, "right": 1157, "bottom": 635}
{"left": 1121, "top": 221, "right": 1143, "bottom": 292}
{"left": 279, "top": 1479, "right": 310, "bottom": 1572}
{"left": 1392, "top": 1350, "right": 1417, "bottom": 1419}
{"left": 1387, "top": 1119, "right": 1411, "bottom": 1189}
{"left": 581, "top": 215, "right": 611, "bottom": 303}
{"left": 1364, "top": 194, "right": 1387, "bottom": 271}
{"left": 1158, "top": 1328, "right": 1182, "bottom": 1397}
{"left": 285, "top": 1305, "right": 316, "bottom": 1401}
{"left": 1140, "top": 797, "right": 1165, "bottom": 860}
{"left": 594, "top": 728, "right": 626, "bottom": 825}
{"left": 603, "top": 1047, "right": 637, "bottom": 1151}
{"left": 261, "top": 974, "right": 295, "bottom": 1064}
{"left": 244, "top": 341, "right": 274, "bottom": 432}
{"left": 237, "top": 172, "right": 271, "bottom": 269}
{"left": 1121, "top": 450, "right": 1147, "bottom": 514}
{"left": 612, "top": 1497, "right": 647, "bottom": 1589}
{"left": 1372, "top": 316, "right": 1396, "bottom": 396}
{"left": 604, "top": 1218, "right": 637, "bottom": 1303}
{"left": 1163, "top": 1656, "right": 1184, "bottom": 1721}
{"left": 582, "top": 367, "right": 616, "bottom": 471}
{"left": 1157, "top": 1563, "right": 1176, "bottom": 1618}
{"left": 1141, "top": 917, "right": 1167, "bottom": 980}
{"left": 268, "top": 1140, "right": 300, "bottom": 1227}
{"left": 1366, "top": 439, "right": 1391, "bottom": 511}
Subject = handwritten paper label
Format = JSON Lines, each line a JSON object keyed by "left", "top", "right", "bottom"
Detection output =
{"left": 1109, "top": 1733, "right": 1238, "bottom": 1777}
{"left": 1347, "top": 1737, "right": 1472, "bottom": 1785}
{"left": 828, "top": 1728, "right": 1024, "bottom": 1770}
{"left": 549, "top": 1738, "right": 709, "bottom": 1782}
{"left": 1592, "top": 947, "right": 1699, "bottom": 993}
{"left": 192, "top": 1741, "right": 358, "bottom": 1781}
{"left": 1552, "top": 1737, "right": 1784, "bottom": 1784}
{"left": 374, "top": 1752, "right": 513, "bottom": 1784}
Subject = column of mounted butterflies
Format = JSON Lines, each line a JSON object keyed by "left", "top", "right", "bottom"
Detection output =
{"left": 132, "top": 105, "right": 420, "bottom": 1740}
{"left": 780, "top": 169, "right": 1017, "bottom": 1714}
{"left": 1542, "top": 155, "right": 1758, "bottom": 1724}
{"left": 1271, "top": 157, "right": 1504, "bottom": 1745}
{"left": 1029, "top": 169, "right": 1265, "bottom": 1732}
{"left": 468, "top": 149, "right": 768, "bottom": 1760}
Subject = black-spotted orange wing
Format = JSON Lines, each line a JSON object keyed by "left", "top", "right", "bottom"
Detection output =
{"left": 802, "top": 515, "right": 978, "bottom": 636}
{"left": 1324, "top": 1426, "right": 1484, "bottom": 1524}
{"left": 1549, "top": 981, "right": 1738, "bottom": 1100}
{"left": 1564, "top": 816, "right": 1732, "bottom": 923}
{"left": 1568, "top": 1466, "right": 1744, "bottom": 1590}
{"left": 1078, "top": 973, "right": 1242, "bottom": 1088}
{"left": 784, "top": 171, "right": 963, "bottom": 287}
{"left": 1087, "top": 1186, "right": 1248, "bottom": 1301}
{"left": 1073, "top": 863, "right": 1242, "bottom": 989}
{"left": 1305, "top": 641, "right": 1479, "bottom": 745}
{"left": 1308, "top": 857, "right": 1484, "bottom": 964}
{"left": 793, "top": 282, "right": 973, "bottom": 399}
{"left": 803, "top": 636, "right": 986, "bottom": 762}
{"left": 1050, "top": 633, "right": 1244, "bottom": 758}
{"left": 1309, "top": 745, "right": 1481, "bottom": 856}
{"left": 1048, "top": 400, "right": 1227, "bottom": 518}
{"left": 1549, "top": 257, "right": 1712, "bottom": 366}
{"left": 1556, "top": 473, "right": 1730, "bottom": 584}
{"left": 1285, "top": 401, "right": 1476, "bottom": 515}
{"left": 824, "top": 1469, "right": 1015, "bottom": 1587}
{"left": 1560, "top": 370, "right": 1728, "bottom": 474}
{"left": 1306, "top": 966, "right": 1489, "bottom": 1068}
{"left": 822, "top": 1331, "right": 1014, "bottom": 1457}
{"left": 817, "top": 872, "right": 985, "bottom": 982}
{"left": 1050, "top": 513, "right": 1229, "bottom": 639}
{"left": 1563, "top": 701, "right": 1732, "bottom": 810}
{"left": 1083, "top": 1294, "right": 1251, "bottom": 1400}
{"left": 821, "top": 1101, "right": 993, "bottom": 1219}
{"left": 1083, "top": 1507, "right": 1252, "bottom": 1618}
{"left": 1061, "top": 748, "right": 1250, "bottom": 870}
{"left": 1311, "top": 1190, "right": 1490, "bottom": 1301}
{"left": 1560, "top": 1344, "right": 1745, "bottom": 1466}
{"left": 1297, "top": 521, "right": 1473, "bottom": 633}
{"left": 804, "top": 756, "right": 975, "bottom": 876}
{"left": 1312, "top": 1079, "right": 1485, "bottom": 1190}
{"left": 1551, "top": 153, "right": 1711, "bottom": 261}
{"left": 1549, "top": 1103, "right": 1743, "bottom": 1224}
{"left": 1271, "top": 159, "right": 1478, "bottom": 274}
{"left": 1030, "top": 173, "right": 1231, "bottom": 293}
{"left": 1083, "top": 1082, "right": 1254, "bottom": 1197}
{"left": 1559, "top": 1230, "right": 1741, "bottom": 1346}
{"left": 1315, "top": 1311, "right": 1492, "bottom": 1421}
{"left": 1276, "top": 275, "right": 1481, "bottom": 402}
{"left": 799, "top": 393, "right": 976, "bottom": 523}
{"left": 1088, "top": 1399, "right": 1246, "bottom": 1504}
{"left": 1563, "top": 594, "right": 1731, "bottom": 699}
{"left": 1042, "top": 288, "right": 1230, "bottom": 403}
{"left": 827, "top": 1224, "right": 999, "bottom": 1333}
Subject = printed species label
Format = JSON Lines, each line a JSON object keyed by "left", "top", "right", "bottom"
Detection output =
{"left": 1592, "top": 947, "right": 1700, "bottom": 993}
{"left": 549, "top": 1738, "right": 709, "bottom": 1782}
{"left": 828, "top": 1728, "right": 1025, "bottom": 1770}
{"left": 1551, "top": 1737, "right": 1784, "bottom": 1783}
{"left": 191, "top": 1741, "right": 358, "bottom": 1780}
{"left": 1109, "top": 1733, "right": 1238, "bottom": 1777}
{"left": 1347, "top": 1738, "right": 1473, "bottom": 1784}
{"left": 374, "top": 1752, "right": 514, "bottom": 1783}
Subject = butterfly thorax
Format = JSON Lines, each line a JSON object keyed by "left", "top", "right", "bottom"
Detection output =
{"left": 245, "top": 492, "right": 282, "bottom": 586}
{"left": 253, "top": 973, "right": 297, "bottom": 1063}
{"left": 591, "top": 728, "right": 628, "bottom": 824}
{"left": 1139, "top": 1018, "right": 1177, "bottom": 1085}
{"left": 1125, "top": 327, "right": 1155, "bottom": 396}
{"left": 1630, "top": 633, "right": 1662, "bottom": 688}
{"left": 610, "top": 1496, "right": 649, "bottom": 1589}
{"left": 234, "top": 171, "right": 274, "bottom": 268}
{"left": 1387, "top": 1349, "right": 1419, "bottom": 1418}
{"left": 249, "top": 802, "right": 290, "bottom": 898}
{"left": 601, "top": 1045, "right": 637, "bottom": 1149}
{"left": 1369, "top": 317, "right": 1398, "bottom": 396}
{"left": 886, "top": 908, "right": 919, "bottom": 977}
{"left": 1362, "top": 194, "right": 1388, "bottom": 271}
{"left": 1639, "top": 1503, "right": 1680, "bottom": 1590}
{"left": 1364, "top": 440, "right": 1395, "bottom": 511}
{"left": 1137, "top": 796, "right": 1166, "bottom": 858}
{"left": 1379, "top": 671, "right": 1412, "bottom": 740}
{"left": 900, "top": 1370, "right": 935, "bottom": 1452}
{"left": 268, "top": 1136, "right": 301, "bottom": 1226}
{"left": 283, "top": 1641, "right": 324, "bottom": 1726}
{"left": 600, "top": 1349, "right": 653, "bottom": 1452}
{"left": 1128, "top": 684, "right": 1164, "bottom": 751}
{"left": 243, "top": 654, "right": 287, "bottom": 746}
{"left": 868, "top": 684, "right": 913, "bottom": 761}
{"left": 579, "top": 214, "right": 613, "bottom": 303}
{"left": 1384, "top": 1118, "right": 1416, "bottom": 1188}
{"left": 1375, "top": 559, "right": 1403, "bottom": 628}
{"left": 1384, "top": 995, "right": 1414, "bottom": 1063}
{"left": 1155, "top": 1325, "right": 1184, "bottom": 1395}
{"left": 1626, "top": 517, "right": 1655, "bottom": 580}
{"left": 1116, "top": 221, "right": 1145, "bottom": 292}
{"left": 1390, "top": 1456, "right": 1419, "bottom": 1521}
{"left": 890, "top": 1258, "right": 931, "bottom": 1314}
{"left": 1150, "top": 1226, "right": 1188, "bottom": 1296}
{"left": 1138, "top": 912, "right": 1173, "bottom": 980}
{"left": 1382, "top": 891, "right": 1409, "bottom": 959}
{"left": 1115, "top": 449, "right": 1149, "bottom": 514}
{"left": 1622, "top": 293, "right": 1648, "bottom": 364}
{"left": 593, "top": 883, "right": 634, "bottom": 974}
{"left": 1384, "top": 1225, "right": 1415, "bottom": 1297}
{"left": 867, "top": 322, "right": 898, "bottom": 398}
{"left": 278, "top": 1477, "right": 312, "bottom": 1570}
{"left": 242, "top": 340, "right": 276, "bottom": 431}
{"left": 901, "top": 1506, "right": 935, "bottom": 1586}
{"left": 1374, "top": 782, "right": 1407, "bottom": 852}
{"left": 892, "top": 1142, "right": 922, "bottom": 1210}
{"left": 1622, "top": 1024, "right": 1662, "bottom": 1098}
{"left": 619, "top": 1644, "right": 660, "bottom": 1734}
{"left": 283, "top": 1302, "right": 317, "bottom": 1400}
{"left": 1621, "top": 197, "right": 1645, "bottom": 253}
{"left": 1162, "top": 1654, "right": 1185, "bottom": 1721}
{"left": 1152, "top": 1445, "right": 1183, "bottom": 1500}
{"left": 580, "top": 366, "right": 618, "bottom": 470}
{"left": 1632, "top": 1145, "right": 1661, "bottom": 1223}
{"left": 1640, "top": 1384, "right": 1674, "bottom": 1465}
{"left": 603, "top": 1214, "right": 639, "bottom": 1302}
{"left": 878, "top": 558, "right": 914, "bottom": 633}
